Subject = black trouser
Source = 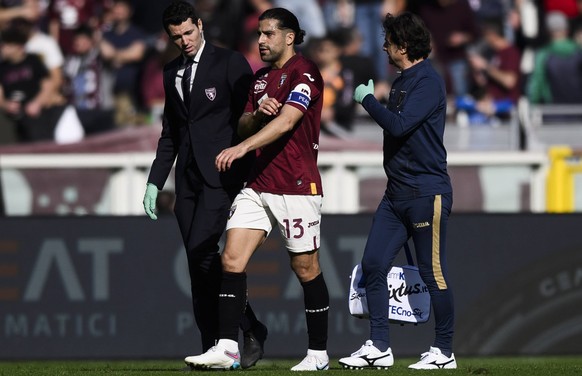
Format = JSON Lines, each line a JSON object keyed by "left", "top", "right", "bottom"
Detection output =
{"left": 173, "top": 161, "right": 242, "bottom": 351}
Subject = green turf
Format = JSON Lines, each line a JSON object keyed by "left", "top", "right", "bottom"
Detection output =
{"left": 0, "top": 357, "right": 581, "bottom": 375}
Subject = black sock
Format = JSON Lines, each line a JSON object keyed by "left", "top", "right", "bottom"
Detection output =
{"left": 219, "top": 271, "right": 247, "bottom": 341}
{"left": 301, "top": 273, "right": 329, "bottom": 351}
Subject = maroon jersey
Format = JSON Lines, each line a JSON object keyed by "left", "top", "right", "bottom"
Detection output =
{"left": 244, "top": 54, "right": 323, "bottom": 196}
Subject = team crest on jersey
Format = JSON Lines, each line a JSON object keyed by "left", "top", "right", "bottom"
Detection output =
{"left": 254, "top": 79, "right": 267, "bottom": 94}
{"left": 205, "top": 87, "right": 216, "bottom": 101}
{"left": 278, "top": 74, "right": 287, "bottom": 88}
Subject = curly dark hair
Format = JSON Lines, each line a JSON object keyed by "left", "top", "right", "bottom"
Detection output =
{"left": 259, "top": 8, "right": 306, "bottom": 45}
{"left": 162, "top": 1, "right": 199, "bottom": 34}
{"left": 382, "top": 12, "right": 431, "bottom": 62}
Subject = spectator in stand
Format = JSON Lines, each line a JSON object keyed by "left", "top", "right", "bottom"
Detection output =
{"left": 0, "top": 0, "right": 40, "bottom": 30}
{"left": 139, "top": 30, "right": 179, "bottom": 124}
{"left": 351, "top": 0, "right": 396, "bottom": 100}
{"left": 131, "top": 0, "right": 173, "bottom": 48}
{"left": 322, "top": 0, "right": 356, "bottom": 31}
{"left": 63, "top": 24, "right": 116, "bottom": 135}
{"left": 570, "top": 0, "right": 582, "bottom": 45}
{"left": 416, "top": 0, "right": 480, "bottom": 98}
{"left": 544, "top": 0, "right": 579, "bottom": 18}
{"left": 47, "top": 0, "right": 107, "bottom": 55}
{"left": 528, "top": 10, "right": 582, "bottom": 103}
{"left": 11, "top": 17, "right": 66, "bottom": 109}
{"left": 459, "top": 17, "right": 521, "bottom": 125}
{"left": 0, "top": 26, "right": 63, "bottom": 142}
{"left": 100, "top": 0, "right": 147, "bottom": 127}
{"left": 331, "top": 26, "right": 378, "bottom": 131}
{"left": 195, "top": 0, "right": 246, "bottom": 49}
{"left": 307, "top": 36, "right": 350, "bottom": 138}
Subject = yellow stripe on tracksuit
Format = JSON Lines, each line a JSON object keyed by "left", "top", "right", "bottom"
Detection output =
{"left": 431, "top": 194, "right": 447, "bottom": 290}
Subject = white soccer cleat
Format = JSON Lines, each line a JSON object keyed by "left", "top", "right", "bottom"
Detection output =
{"left": 338, "top": 340, "right": 394, "bottom": 369}
{"left": 184, "top": 340, "right": 241, "bottom": 370}
{"left": 291, "top": 350, "right": 330, "bottom": 371}
{"left": 408, "top": 346, "right": 457, "bottom": 369}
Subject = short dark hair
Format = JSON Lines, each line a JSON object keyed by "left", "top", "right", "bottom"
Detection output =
{"left": 0, "top": 26, "right": 29, "bottom": 45}
{"left": 73, "top": 24, "right": 94, "bottom": 38}
{"left": 480, "top": 17, "right": 504, "bottom": 37}
{"left": 9, "top": 17, "right": 34, "bottom": 37}
{"left": 382, "top": 12, "right": 431, "bottom": 61}
{"left": 259, "top": 8, "right": 306, "bottom": 45}
{"left": 162, "top": 1, "right": 199, "bottom": 34}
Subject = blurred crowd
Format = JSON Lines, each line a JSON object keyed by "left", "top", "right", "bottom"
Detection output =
{"left": 1, "top": 0, "right": 582, "bottom": 145}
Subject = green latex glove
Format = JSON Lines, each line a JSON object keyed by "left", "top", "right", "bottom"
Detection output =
{"left": 143, "top": 183, "right": 159, "bottom": 220}
{"left": 353, "top": 79, "right": 375, "bottom": 104}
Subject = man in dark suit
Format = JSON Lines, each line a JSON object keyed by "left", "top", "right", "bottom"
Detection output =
{"left": 142, "top": 1, "right": 267, "bottom": 369}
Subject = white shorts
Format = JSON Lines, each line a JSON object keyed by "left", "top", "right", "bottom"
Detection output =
{"left": 226, "top": 188, "right": 322, "bottom": 253}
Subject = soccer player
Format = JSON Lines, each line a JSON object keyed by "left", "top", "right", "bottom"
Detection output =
{"left": 183, "top": 7, "right": 330, "bottom": 371}
{"left": 338, "top": 12, "right": 456, "bottom": 370}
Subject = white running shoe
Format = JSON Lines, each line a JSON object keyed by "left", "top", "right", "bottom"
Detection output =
{"left": 184, "top": 340, "right": 241, "bottom": 370}
{"left": 408, "top": 346, "right": 457, "bottom": 369}
{"left": 291, "top": 350, "right": 330, "bottom": 371}
{"left": 338, "top": 340, "right": 394, "bottom": 369}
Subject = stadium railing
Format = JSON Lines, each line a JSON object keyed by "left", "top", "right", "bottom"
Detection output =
{"left": 445, "top": 108, "right": 521, "bottom": 151}
{"left": 518, "top": 98, "right": 582, "bottom": 151}
{"left": 0, "top": 150, "right": 548, "bottom": 215}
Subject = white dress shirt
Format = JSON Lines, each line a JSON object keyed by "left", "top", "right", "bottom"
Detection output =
{"left": 176, "top": 39, "right": 206, "bottom": 101}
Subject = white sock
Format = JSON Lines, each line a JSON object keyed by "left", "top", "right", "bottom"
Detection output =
{"left": 307, "top": 349, "right": 328, "bottom": 359}
{"left": 217, "top": 339, "right": 239, "bottom": 353}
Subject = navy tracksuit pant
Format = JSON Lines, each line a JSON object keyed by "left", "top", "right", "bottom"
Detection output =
{"left": 361, "top": 192, "right": 454, "bottom": 353}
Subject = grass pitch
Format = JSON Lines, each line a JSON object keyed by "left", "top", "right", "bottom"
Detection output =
{"left": 1, "top": 357, "right": 581, "bottom": 375}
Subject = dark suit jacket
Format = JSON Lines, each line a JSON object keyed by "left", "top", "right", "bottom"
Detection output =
{"left": 147, "top": 42, "right": 253, "bottom": 191}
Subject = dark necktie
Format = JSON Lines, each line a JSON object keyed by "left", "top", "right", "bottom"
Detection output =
{"left": 182, "top": 59, "right": 193, "bottom": 105}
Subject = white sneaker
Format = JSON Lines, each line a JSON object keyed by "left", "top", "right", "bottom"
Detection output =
{"left": 338, "top": 340, "right": 394, "bottom": 369}
{"left": 408, "top": 346, "right": 457, "bottom": 369}
{"left": 291, "top": 349, "right": 330, "bottom": 371}
{"left": 184, "top": 340, "right": 241, "bottom": 370}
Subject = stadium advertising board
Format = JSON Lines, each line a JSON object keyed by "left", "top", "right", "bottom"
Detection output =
{"left": 0, "top": 214, "right": 581, "bottom": 359}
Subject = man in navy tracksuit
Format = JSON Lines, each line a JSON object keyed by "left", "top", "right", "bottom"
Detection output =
{"left": 339, "top": 12, "right": 456, "bottom": 370}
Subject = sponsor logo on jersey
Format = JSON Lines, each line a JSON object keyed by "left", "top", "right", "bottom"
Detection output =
{"left": 254, "top": 79, "right": 267, "bottom": 94}
{"left": 205, "top": 87, "right": 216, "bottom": 101}
{"left": 303, "top": 73, "right": 315, "bottom": 82}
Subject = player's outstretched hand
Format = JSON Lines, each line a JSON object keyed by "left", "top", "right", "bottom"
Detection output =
{"left": 216, "top": 144, "right": 248, "bottom": 172}
{"left": 143, "top": 183, "right": 158, "bottom": 220}
{"left": 353, "top": 79, "right": 375, "bottom": 104}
